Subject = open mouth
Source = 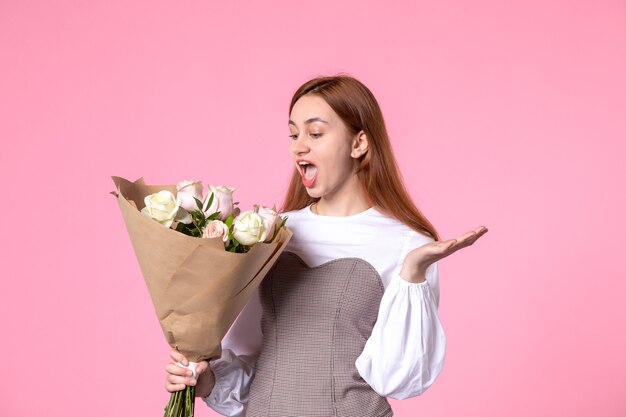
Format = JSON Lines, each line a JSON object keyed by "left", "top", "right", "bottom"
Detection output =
{"left": 298, "top": 162, "right": 318, "bottom": 187}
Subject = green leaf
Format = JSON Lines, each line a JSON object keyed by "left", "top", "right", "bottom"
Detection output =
{"left": 205, "top": 192, "right": 214, "bottom": 212}
{"left": 269, "top": 226, "right": 279, "bottom": 242}
{"left": 225, "top": 214, "right": 234, "bottom": 229}
{"left": 194, "top": 197, "right": 203, "bottom": 211}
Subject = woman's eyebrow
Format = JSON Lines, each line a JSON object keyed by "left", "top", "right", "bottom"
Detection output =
{"left": 288, "top": 117, "right": 329, "bottom": 126}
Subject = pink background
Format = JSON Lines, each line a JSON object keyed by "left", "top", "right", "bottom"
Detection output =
{"left": 1, "top": 1, "right": 625, "bottom": 416}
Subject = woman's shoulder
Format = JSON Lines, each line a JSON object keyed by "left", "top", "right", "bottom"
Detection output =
{"left": 278, "top": 205, "right": 309, "bottom": 218}
{"left": 369, "top": 207, "right": 436, "bottom": 242}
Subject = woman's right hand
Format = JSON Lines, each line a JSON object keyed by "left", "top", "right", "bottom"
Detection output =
{"left": 165, "top": 349, "right": 216, "bottom": 398}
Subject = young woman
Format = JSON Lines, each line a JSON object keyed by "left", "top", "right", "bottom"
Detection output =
{"left": 164, "top": 75, "right": 488, "bottom": 416}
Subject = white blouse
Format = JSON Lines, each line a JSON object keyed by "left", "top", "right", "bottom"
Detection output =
{"left": 202, "top": 204, "right": 446, "bottom": 416}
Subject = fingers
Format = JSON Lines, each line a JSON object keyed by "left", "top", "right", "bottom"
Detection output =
{"left": 164, "top": 354, "right": 210, "bottom": 394}
{"left": 166, "top": 383, "right": 186, "bottom": 393}
{"left": 440, "top": 239, "right": 457, "bottom": 249}
{"left": 469, "top": 226, "right": 488, "bottom": 241}
{"left": 169, "top": 348, "right": 188, "bottom": 366}
{"left": 194, "top": 360, "right": 209, "bottom": 376}
{"left": 422, "top": 239, "right": 456, "bottom": 261}
{"left": 452, "top": 226, "right": 488, "bottom": 248}
{"left": 408, "top": 225, "right": 488, "bottom": 258}
{"left": 165, "top": 362, "right": 198, "bottom": 393}
{"left": 166, "top": 362, "right": 193, "bottom": 377}
{"left": 466, "top": 226, "right": 488, "bottom": 243}
{"left": 165, "top": 378, "right": 194, "bottom": 392}
{"left": 165, "top": 377, "right": 194, "bottom": 393}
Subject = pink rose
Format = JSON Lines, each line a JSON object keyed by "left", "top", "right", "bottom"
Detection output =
{"left": 254, "top": 204, "right": 280, "bottom": 242}
{"left": 176, "top": 180, "right": 204, "bottom": 212}
{"left": 203, "top": 185, "right": 235, "bottom": 221}
{"left": 202, "top": 220, "right": 230, "bottom": 244}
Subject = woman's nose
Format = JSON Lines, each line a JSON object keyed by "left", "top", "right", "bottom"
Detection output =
{"left": 291, "top": 136, "right": 309, "bottom": 155}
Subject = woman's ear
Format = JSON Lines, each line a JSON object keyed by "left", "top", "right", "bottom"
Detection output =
{"left": 351, "top": 131, "right": 369, "bottom": 158}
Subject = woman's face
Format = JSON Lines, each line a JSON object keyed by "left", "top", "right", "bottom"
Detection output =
{"left": 288, "top": 94, "right": 365, "bottom": 199}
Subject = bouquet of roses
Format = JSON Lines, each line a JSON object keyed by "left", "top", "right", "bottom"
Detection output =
{"left": 141, "top": 179, "right": 287, "bottom": 251}
{"left": 111, "top": 176, "right": 292, "bottom": 417}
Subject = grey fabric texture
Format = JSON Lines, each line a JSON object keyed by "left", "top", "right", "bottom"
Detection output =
{"left": 246, "top": 251, "right": 394, "bottom": 417}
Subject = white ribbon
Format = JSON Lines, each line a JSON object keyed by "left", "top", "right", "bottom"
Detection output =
{"left": 175, "top": 360, "right": 198, "bottom": 380}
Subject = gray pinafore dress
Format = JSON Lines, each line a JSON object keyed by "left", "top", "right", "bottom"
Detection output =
{"left": 246, "top": 251, "right": 394, "bottom": 417}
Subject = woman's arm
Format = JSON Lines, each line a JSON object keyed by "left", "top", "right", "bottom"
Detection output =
{"left": 201, "top": 286, "right": 264, "bottom": 416}
{"left": 355, "top": 237, "right": 446, "bottom": 399}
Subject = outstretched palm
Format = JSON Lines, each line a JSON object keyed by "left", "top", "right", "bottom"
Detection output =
{"left": 401, "top": 225, "right": 489, "bottom": 282}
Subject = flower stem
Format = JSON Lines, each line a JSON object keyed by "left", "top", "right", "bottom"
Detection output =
{"left": 184, "top": 386, "right": 196, "bottom": 416}
{"left": 163, "top": 390, "right": 183, "bottom": 417}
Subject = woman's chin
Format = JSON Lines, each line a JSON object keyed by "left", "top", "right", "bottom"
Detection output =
{"left": 304, "top": 186, "right": 322, "bottom": 198}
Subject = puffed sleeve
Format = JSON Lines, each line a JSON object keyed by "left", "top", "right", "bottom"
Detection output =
{"left": 354, "top": 236, "right": 446, "bottom": 399}
{"left": 201, "top": 286, "right": 263, "bottom": 416}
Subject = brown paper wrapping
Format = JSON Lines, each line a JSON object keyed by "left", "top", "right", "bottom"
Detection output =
{"left": 111, "top": 176, "right": 293, "bottom": 362}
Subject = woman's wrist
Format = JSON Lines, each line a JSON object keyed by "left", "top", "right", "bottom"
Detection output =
{"left": 195, "top": 368, "right": 216, "bottom": 398}
{"left": 399, "top": 263, "right": 427, "bottom": 283}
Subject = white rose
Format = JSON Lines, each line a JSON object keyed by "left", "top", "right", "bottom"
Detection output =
{"left": 140, "top": 190, "right": 180, "bottom": 228}
{"left": 203, "top": 185, "right": 235, "bottom": 221}
{"left": 253, "top": 204, "right": 280, "bottom": 242}
{"left": 176, "top": 180, "right": 204, "bottom": 212}
{"left": 202, "top": 220, "right": 230, "bottom": 243}
{"left": 232, "top": 210, "right": 269, "bottom": 246}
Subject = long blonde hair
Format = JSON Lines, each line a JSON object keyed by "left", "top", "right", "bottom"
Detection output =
{"left": 279, "top": 74, "right": 440, "bottom": 241}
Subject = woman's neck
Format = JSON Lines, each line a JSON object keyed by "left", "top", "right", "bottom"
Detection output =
{"left": 313, "top": 192, "right": 371, "bottom": 217}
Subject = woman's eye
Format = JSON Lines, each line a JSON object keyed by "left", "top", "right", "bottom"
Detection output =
{"left": 289, "top": 132, "right": 321, "bottom": 140}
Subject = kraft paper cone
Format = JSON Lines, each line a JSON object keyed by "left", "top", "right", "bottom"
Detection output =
{"left": 111, "top": 176, "right": 293, "bottom": 362}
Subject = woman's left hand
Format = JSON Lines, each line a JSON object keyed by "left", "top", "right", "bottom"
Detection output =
{"left": 399, "top": 225, "right": 489, "bottom": 283}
